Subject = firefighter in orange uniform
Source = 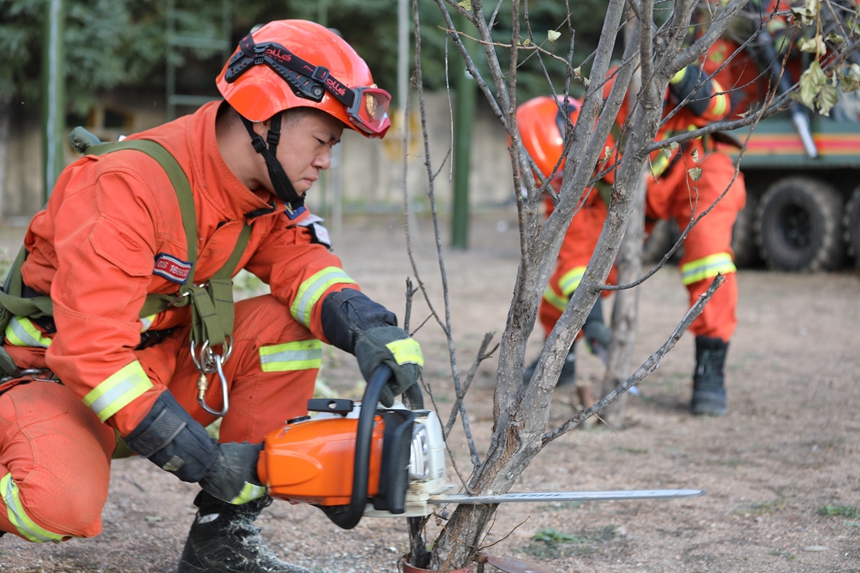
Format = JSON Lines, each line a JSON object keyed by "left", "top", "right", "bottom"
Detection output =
{"left": 0, "top": 20, "right": 421, "bottom": 573}
{"left": 607, "top": 55, "right": 746, "bottom": 416}
{"left": 517, "top": 96, "right": 614, "bottom": 387}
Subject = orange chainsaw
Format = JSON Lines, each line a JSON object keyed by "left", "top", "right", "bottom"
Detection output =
{"left": 257, "top": 365, "right": 704, "bottom": 530}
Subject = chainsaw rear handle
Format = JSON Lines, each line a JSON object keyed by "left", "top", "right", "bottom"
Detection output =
{"left": 319, "top": 364, "right": 401, "bottom": 529}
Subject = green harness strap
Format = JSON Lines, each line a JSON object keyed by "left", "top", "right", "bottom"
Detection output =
{"left": 0, "top": 137, "right": 251, "bottom": 376}
{"left": 86, "top": 139, "right": 249, "bottom": 349}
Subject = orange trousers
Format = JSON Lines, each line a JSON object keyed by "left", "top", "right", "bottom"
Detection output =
{"left": 650, "top": 150, "right": 745, "bottom": 342}
{"left": 539, "top": 195, "right": 614, "bottom": 337}
{"left": 539, "top": 151, "right": 745, "bottom": 343}
{"left": 0, "top": 295, "right": 318, "bottom": 541}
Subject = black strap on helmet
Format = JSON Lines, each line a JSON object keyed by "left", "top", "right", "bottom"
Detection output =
{"left": 238, "top": 110, "right": 305, "bottom": 214}
{"left": 225, "top": 33, "right": 357, "bottom": 110}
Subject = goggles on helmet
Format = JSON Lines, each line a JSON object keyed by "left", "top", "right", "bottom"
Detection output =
{"left": 224, "top": 34, "right": 391, "bottom": 137}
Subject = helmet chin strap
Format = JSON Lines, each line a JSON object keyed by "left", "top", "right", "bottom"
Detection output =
{"left": 238, "top": 111, "right": 305, "bottom": 213}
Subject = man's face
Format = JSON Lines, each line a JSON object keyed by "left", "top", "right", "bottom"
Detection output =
{"left": 273, "top": 110, "right": 344, "bottom": 194}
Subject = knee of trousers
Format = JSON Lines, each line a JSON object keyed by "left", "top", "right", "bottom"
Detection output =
{"left": 0, "top": 383, "right": 114, "bottom": 541}
{"left": 1, "top": 462, "right": 109, "bottom": 541}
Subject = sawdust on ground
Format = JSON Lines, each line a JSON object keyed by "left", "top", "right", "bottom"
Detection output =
{"left": 1, "top": 210, "right": 858, "bottom": 573}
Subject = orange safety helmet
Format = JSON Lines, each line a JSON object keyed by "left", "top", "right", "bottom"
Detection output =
{"left": 216, "top": 20, "right": 391, "bottom": 139}
{"left": 516, "top": 95, "right": 582, "bottom": 184}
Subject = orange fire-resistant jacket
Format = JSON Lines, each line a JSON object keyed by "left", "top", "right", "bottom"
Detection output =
{"left": 18, "top": 101, "right": 357, "bottom": 436}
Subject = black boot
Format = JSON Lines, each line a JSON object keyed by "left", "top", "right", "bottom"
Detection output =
{"left": 178, "top": 491, "right": 310, "bottom": 573}
{"left": 691, "top": 336, "right": 729, "bottom": 416}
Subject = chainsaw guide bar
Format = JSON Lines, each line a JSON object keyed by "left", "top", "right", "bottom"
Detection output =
{"left": 428, "top": 489, "right": 705, "bottom": 505}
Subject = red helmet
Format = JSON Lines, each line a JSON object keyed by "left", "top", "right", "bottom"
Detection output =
{"left": 216, "top": 20, "right": 391, "bottom": 138}
{"left": 516, "top": 95, "right": 582, "bottom": 183}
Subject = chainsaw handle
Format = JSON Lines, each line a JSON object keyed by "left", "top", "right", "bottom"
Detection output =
{"left": 323, "top": 363, "right": 391, "bottom": 530}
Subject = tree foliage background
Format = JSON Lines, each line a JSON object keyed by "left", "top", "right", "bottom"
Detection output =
{"left": 0, "top": 0, "right": 611, "bottom": 112}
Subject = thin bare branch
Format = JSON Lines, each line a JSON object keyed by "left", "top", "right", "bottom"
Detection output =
{"left": 443, "top": 332, "right": 499, "bottom": 437}
{"left": 411, "top": 0, "right": 480, "bottom": 465}
{"left": 542, "top": 274, "right": 727, "bottom": 444}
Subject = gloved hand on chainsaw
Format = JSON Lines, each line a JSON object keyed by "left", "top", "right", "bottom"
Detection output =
{"left": 355, "top": 325, "right": 423, "bottom": 407}
{"left": 320, "top": 288, "right": 423, "bottom": 407}
{"left": 199, "top": 442, "right": 267, "bottom": 505}
{"left": 123, "top": 391, "right": 267, "bottom": 505}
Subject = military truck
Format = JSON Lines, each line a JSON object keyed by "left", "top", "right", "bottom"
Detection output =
{"left": 729, "top": 111, "right": 860, "bottom": 272}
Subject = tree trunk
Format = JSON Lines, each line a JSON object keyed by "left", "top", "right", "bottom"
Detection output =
{"left": 600, "top": 167, "right": 646, "bottom": 426}
{"left": 0, "top": 98, "right": 10, "bottom": 220}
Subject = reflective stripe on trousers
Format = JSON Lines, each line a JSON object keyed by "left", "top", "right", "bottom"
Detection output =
{"left": 0, "top": 473, "right": 66, "bottom": 542}
{"left": 681, "top": 252, "right": 736, "bottom": 285}
{"left": 258, "top": 340, "right": 323, "bottom": 372}
{"left": 542, "top": 266, "right": 587, "bottom": 312}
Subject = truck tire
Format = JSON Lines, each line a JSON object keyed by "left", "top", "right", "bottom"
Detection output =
{"left": 845, "top": 187, "right": 860, "bottom": 267}
{"left": 754, "top": 177, "right": 845, "bottom": 272}
{"left": 731, "top": 194, "right": 759, "bottom": 268}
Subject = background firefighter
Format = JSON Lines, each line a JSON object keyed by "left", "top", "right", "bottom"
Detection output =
{"left": 0, "top": 20, "right": 421, "bottom": 573}
{"left": 604, "top": 44, "right": 745, "bottom": 415}
{"left": 516, "top": 95, "right": 615, "bottom": 389}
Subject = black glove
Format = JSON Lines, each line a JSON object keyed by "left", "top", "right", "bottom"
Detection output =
{"left": 668, "top": 65, "right": 713, "bottom": 117}
{"left": 199, "top": 442, "right": 266, "bottom": 505}
{"left": 321, "top": 289, "right": 423, "bottom": 406}
{"left": 124, "top": 391, "right": 265, "bottom": 505}
{"left": 355, "top": 325, "right": 423, "bottom": 407}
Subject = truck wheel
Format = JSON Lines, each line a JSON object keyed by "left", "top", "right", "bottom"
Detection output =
{"left": 754, "top": 177, "right": 845, "bottom": 272}
{"left": 845, "top": 187, "right": 860, "bottom": 267}
{"left": 732, "top": 194, "right": 759, "bottom": 268}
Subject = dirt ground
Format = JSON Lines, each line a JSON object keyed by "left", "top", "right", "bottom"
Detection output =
{"left": 1, "top": 209, "right": 859, "bottom": 573}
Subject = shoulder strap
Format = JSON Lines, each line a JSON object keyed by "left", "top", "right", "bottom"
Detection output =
{"left": 0, "top": 137, "right": 251, "bottom": 355}
{"left": 87, "top": 140, "right": 199, "bottom": 285}
{"left": 88, "top": 141, "right": 252, "bottom": 348}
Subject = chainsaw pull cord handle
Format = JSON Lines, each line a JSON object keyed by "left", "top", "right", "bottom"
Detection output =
{"left": 324, "top": 363, "right": 391, "bottom": 530}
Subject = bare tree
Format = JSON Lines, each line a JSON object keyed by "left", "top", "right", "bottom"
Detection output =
{"left": 400, "top": 0, "right": 858, "bottom": 569}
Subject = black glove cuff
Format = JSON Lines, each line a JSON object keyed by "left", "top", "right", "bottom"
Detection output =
{"left": 321, "top": 288, "right": 398, "bottom": 353}
{"left": 669, "top": 65, "right": 713, "bottom": 117}
{"left": 124, "top": 391, "right": 217, "bottom": 483}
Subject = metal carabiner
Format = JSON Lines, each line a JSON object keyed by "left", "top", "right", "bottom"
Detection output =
{"left": 190, "top": 337, "right": 233, "bottom": 417}
{"left": 190, "top": 337, "right": 233, "bottom": 374}
{"left": 196, "top": 353, "right": 229, "bottom": 417}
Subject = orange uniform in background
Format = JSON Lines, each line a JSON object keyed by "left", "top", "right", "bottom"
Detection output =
{"left": 517, "top": 96, "right": 615, "bottom": 387}
{"left": 537, "top": 191, "right": 614, "bottom": 340}
{"left": 608, "top": 49, "right": 746, "bottom": 343}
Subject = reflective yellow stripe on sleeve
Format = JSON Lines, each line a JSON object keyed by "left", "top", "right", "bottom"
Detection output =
{"left": 5, "top": 316, "right": 52, "bottom": 348}
{"left": 385, "top": 338, "right": 424, "bottom": 367}
{"left": 140, "top": 314, "right": 156, "bottom": 333}
{"left": 542, "top": 286, "right": 568, "bottom": 312}
{"left": 1, "top": 473, "right": 66, "bottom": 542}
{"left": 559, "top": 267, "right": 587, "bottom": 297}
{"left": 258, "top": 340, "right": 323, "bottom": 372}
{"left": 681, "top": 252, "right": 736, "bottom": 285}
{"left": 709, "top": 80, "right": 728, "bottom": 117}
{"left": 290, "top": 267, "right": 357, "bottom": 328}
{"left": 82, "top": 361, "right": 153, "bottom": 422}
